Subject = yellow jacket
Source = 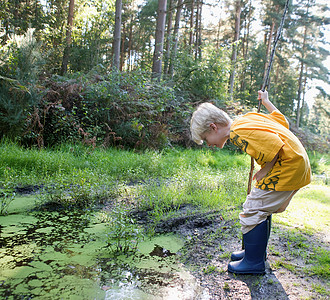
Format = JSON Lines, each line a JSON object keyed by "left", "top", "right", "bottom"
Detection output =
{"left": 230, "top": 110, "right": 311, "bottom": 191}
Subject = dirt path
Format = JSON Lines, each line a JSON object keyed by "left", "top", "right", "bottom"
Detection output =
{"left": 137, "top": 204, "right": 329, "bottom": 299}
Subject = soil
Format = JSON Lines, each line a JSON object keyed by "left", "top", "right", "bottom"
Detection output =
{"left": 132, "top": 204, "right": 329, "bottom": 300}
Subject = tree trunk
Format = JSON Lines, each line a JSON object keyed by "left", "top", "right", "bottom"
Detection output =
{"left": 112, "top": 0, "right": 123, "bottom": 70}
{"left": 127, "top": 17, "right": 133, "bottom": 71}
{"left": 228, "top": 0, "right": 241, "bottom": 100}
{"left": 300, "top": 72, "right": 307, "bottom": 125}
{"left": 296, "top": 60, "right": 304, "bottom": 127}
{"left": 197, "top": 0, "right": 202, "bottom": 59}
{"left": 240, "top": 0, "right": 252, "bottom": 92}
{"left": 194, "top": 0, "right": 200, "bottom": 60}
{"left": 163, "top": 0, "right": 174, "bottom": 75}
{"left": 263, "top": 20, "right": 275, "bottom": 83}
{"left": 189, "top": 0, "right": 195, "bottom": 48}
{"left": 152, "top": 0, "right": 168, "bottom": 81}
{"left": 296, "top": 23, "right": 308, "bottom": 127}
{"left": 60, "top": 0, "right": 75, "bottom": 75}
{"left": 169, "top": 0, "right": 183, "bottom": 78}
{"left": 120, "top": 24, "right": 125, "bottom": 71}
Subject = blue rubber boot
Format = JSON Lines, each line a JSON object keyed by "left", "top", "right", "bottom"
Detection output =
{"left": 228, "top": 219, "right": 268, "bottom": 275}
{"left": 230, "top": 249, "right": 245, "bottom": 261}
{"left": 230, "top": 215, "right": 272, "bottom": 262}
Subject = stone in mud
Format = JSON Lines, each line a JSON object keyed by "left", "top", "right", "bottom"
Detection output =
{"left": 149, "top": 245, "right": 176, "bottom": 258}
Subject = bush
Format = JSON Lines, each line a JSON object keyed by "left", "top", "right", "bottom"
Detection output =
{"left": 0, "top": 29, "right": 44, "bottom": 138}
{"left": 20, "top": 68, "right": 193, "bottom": 149}
{"left": 172, "top": 45, "right": 231, "bottom": 103}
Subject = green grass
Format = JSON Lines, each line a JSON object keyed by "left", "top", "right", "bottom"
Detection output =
{"left": 273, "top": 184, "right": 330, "bottom": 235}
{"left": 0, "top": 142, "right": 249, "bottom": 186}
{"left": 0, "top": 142, "right": 250, "bottom": 212}
{"left": 273, "top": 183, "right": 330, "bottom": 281}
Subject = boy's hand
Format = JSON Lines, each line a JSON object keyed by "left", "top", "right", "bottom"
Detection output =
{"left": 253, "top": 168, "right": 268, "bottom": 181}
{"left": 258, "top": 90, "right": 269, "bottom": 105}
{"left": 253, "top": 153, "right": 279, "bottom": 181}
{"left": 258, "top": 90, "right": 277, "bottom": 113}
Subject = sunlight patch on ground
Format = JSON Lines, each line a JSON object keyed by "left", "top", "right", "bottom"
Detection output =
{"left": 273, "top": 184, "right": 330, "bottom": 242}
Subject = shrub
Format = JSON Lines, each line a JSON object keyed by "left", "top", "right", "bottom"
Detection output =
{"left": 0, "top": 29, "right": 44, "bottom": 138}
{"left": 20, "top": 69, "right": 193, "bottom": 149}
{"left": 172, "top": 45, "right": 230, "bottom": 103}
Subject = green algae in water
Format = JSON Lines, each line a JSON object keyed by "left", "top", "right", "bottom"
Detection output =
{"left": 0, "top": 196, "right": 107, "bottom": 299}
{"left": 3, "top": 196, "right": 36, "bottom": 215}
{"left": 0, "top": 196, "right": 209, "bottom": 299}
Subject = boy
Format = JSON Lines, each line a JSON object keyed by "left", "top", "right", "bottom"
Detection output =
{"left": 190, "top": 91, "right": 311, "bottom": 275}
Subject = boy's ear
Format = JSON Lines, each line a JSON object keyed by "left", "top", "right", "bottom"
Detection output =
{"left": 209, "top": 123, "right": 217, "bottom": 130}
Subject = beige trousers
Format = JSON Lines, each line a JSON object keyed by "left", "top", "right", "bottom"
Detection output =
{"left": 240, "top": 187, "right": 298, "bottom": 234}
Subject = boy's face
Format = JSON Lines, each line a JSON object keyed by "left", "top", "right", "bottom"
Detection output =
{"left": 202, "top": 123, "right": 230, "bottom": 149}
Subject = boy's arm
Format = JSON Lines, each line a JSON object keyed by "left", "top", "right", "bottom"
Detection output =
{"left": 253, "top": 152, "right": 280, "bottom": 181}
{"left": 258, "top": 90, "right": 278, "bottom": 113}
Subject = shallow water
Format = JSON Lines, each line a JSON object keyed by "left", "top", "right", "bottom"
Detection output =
{"left": 0, "top": 196, "right": 209, "bottom": 299}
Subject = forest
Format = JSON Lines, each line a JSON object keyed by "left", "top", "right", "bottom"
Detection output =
{"left": 0, "top": 0, "right": 329, "bottom": 150}
{"left": 0, "top": 0, "right": 329, "bottom": 299}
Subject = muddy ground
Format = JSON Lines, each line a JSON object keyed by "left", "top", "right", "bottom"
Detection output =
{"left": 132, "top": 204, "right": 329, "bottom": 300}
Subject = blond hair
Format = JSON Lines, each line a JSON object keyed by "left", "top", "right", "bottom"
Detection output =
{"left": 190, "top": 102, "right": 231, "bottom": 145}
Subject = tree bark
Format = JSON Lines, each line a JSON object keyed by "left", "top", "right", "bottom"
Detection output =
{"left": 120, "top": 24, "right": 125, "bottom": 71}
{"left": 240, "top": 0, "right": 253, "bottom": 92}
{"left": 228, "top": 0, "right": 241, "bottom": 100}
{"left": 296, "top": 23, "right": 308, "bottom": 127}
{"left": 112, "top": 0, "right": 123, "bottom": 70}
{"left": 197, "top": 0, "right": 202, "bottom": 59}
{"left": 296, "top": 60, "right": 304, "bottom": 127}
{"left": 194, "top": 0, "right": 200, "bottom": 60}
{"left": 189, "top": 0, "right": 195, "bottom": 48}
{"left": 263, "top": 20, "right": 275, "bottom": 83}
{"left": 127, "top": 17, "right": 133, "bottom": 71}
{"left": 60, "top": 0, "right": 75, "bottom": 75}
{"left": 163, "top": 0, "right": 174, "bottom": 75}
{"left": 152, "top": 0, "right": 168, "bottom": 81}
{"left": 169, "top": 0, "right": 183, "bottom": 78}
{"left": 300, "top": 71, "right": 307, "bottom": 125}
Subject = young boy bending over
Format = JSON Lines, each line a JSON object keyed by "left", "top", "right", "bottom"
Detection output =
{"left": 190, "top": 91, "right": 311, "bottom": 275}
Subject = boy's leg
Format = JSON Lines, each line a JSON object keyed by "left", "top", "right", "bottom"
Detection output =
{"left": 228, "top": 219, "right": 268, "bottom": 274}
{"left": 228, "top": 188, "right": 296, "bottom": 273}
{"left": 231, "top": 215, "right": 272, "bottom": 262}
{"left": 239, "top": 188, "right": 295, "bottom": 234}
{"left": 276, "top": 189, "right": 298, "bottom": 213}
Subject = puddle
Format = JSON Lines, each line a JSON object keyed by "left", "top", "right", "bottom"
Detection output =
{"left": 0, "top": 196, "right": 210, "bottom": 299}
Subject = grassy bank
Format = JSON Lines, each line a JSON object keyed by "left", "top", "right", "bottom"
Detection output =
{"left": 0, "top": 142, "right": 250, "bottom": 210}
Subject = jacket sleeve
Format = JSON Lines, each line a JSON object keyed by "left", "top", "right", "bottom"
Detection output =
{"left": 268, "top": 110, "right": 289, "bottom": 129}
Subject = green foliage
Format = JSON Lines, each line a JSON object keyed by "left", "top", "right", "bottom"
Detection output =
{"left": 0, "top": 28, "right": 44, "bottom": 82}
{"left": 0, "top": 29, "right": 44, "bottom": 138}
{"left": 105, "top": 207, "right": 143, "bottom": 256}
{"left": 173, "top": 46, "right": 231, "bottom": 103}
{"left": 308, "top": 91, "right": 330, "bottom": 137}
{"left": 308, "top": 151, "right": 329, "bottom": 175}
{"left": 203, "top": 265, "right": 218, "bottom": 274}
{"left": 0, "top": 165, "right": 16, "bottom": 215}
{"left": 0, "top": 142, "right": 250, "bottom": 188}
{"left": 19, "top": 68, "right": 193, "bottom": 149}
{"left": 307, "top": 247, "right": 330, "bottom": 279}
{"left": 242, "top": 42, "right": 266, "bottom": 106}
